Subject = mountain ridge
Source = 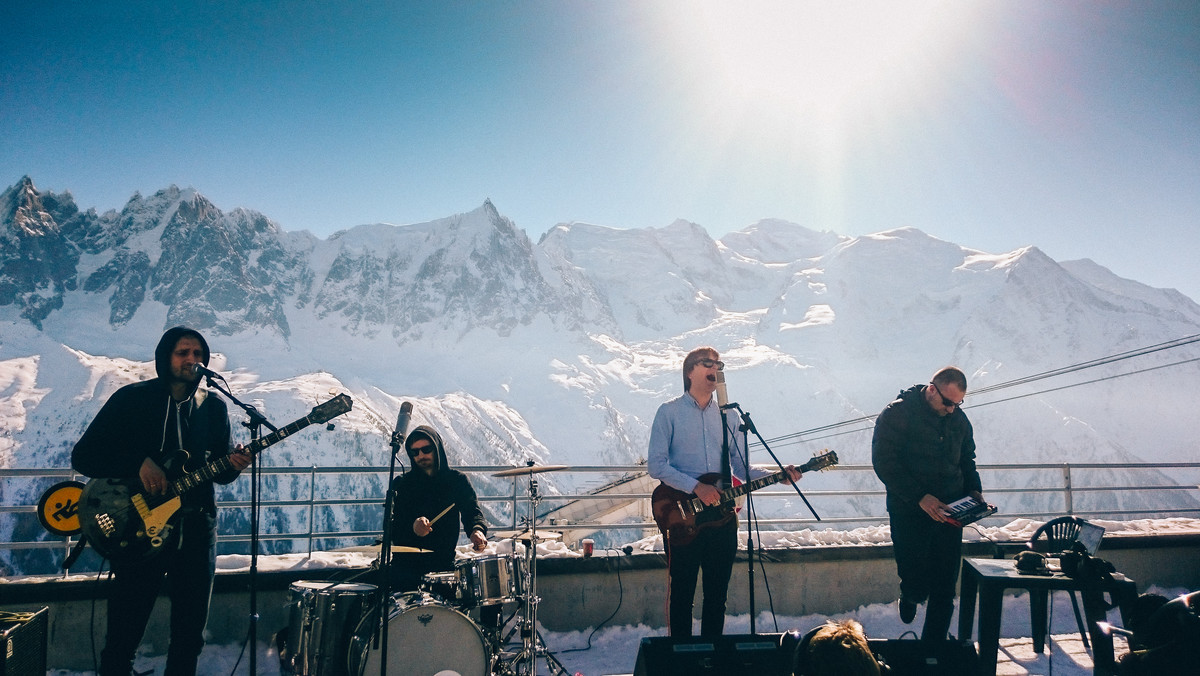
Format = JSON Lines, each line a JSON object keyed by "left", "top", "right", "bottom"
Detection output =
{"left": 3, "top": 176, "right": 1199, "bottom": 575}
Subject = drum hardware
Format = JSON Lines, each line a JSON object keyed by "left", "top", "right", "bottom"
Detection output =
{"left": 493, "top": 467, "right": 572, "bottom": 676}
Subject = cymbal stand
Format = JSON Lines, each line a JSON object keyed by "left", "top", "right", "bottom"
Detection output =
{"left": 508, "top": 474, "right": 569, "bottom": 676}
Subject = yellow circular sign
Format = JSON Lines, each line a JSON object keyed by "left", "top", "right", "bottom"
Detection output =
{"left": 37, "top": 480, "right": 86, "bottom": 536}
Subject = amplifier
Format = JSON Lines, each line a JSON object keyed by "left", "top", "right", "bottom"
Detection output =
{"left": 0, "top": 607, "right": 48, "bottom": 676}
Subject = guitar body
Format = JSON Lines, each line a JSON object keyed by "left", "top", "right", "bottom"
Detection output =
{"left": 651, "top": 473, "right": 734, "bottom": 547}
{"left": 651, "top": 450, "right": 839, "bottom": 548}
{"left": 79, "top": 477, "right": 183, "bottom": 561}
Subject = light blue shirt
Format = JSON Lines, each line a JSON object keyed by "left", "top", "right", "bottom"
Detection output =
{"left": 647, "top": 392, "right": 763, "bottom": 493}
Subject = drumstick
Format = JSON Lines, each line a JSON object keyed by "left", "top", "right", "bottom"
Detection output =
{"left": 428, "top": 502, "right": 456, "bottom": 526}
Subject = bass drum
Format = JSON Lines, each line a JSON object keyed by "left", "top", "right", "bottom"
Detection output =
{"left": 353, "top": 592, "right": 490, "bottom": 676}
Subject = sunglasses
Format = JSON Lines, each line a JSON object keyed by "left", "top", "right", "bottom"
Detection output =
{"left": 697, "top": 358, "right": 725, "bottom": 371}
{"left": 408, "top": 445, "right": 434, "bottom": 457}
{"left": 930, "top": 382, "right": 963, "bottom": 408}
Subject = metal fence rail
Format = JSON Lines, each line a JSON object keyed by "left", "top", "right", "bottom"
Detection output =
{"left": 3, "top": 462, "right": 1199, "bottom": 566}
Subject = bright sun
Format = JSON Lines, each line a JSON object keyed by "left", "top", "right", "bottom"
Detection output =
{"left": 661, "top": 1, "right": 979, "bottom": 148}
{"left": 650, "top": 1, "right": 982, "bottom": 228}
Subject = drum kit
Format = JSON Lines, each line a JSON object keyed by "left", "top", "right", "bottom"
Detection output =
{"left": 279, "top": 464, "right": 572, "bottom": 676}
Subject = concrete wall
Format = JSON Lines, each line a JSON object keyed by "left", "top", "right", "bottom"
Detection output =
{"left": 3, "top": 535, "right": 1197, "bottom": 671}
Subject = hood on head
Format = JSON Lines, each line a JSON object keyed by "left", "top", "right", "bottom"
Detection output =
{"left": 154, "top": 326, "right": 210, "bottom": 381}
{"left": 405, "top": 424, "right": 449, "bottom": 473}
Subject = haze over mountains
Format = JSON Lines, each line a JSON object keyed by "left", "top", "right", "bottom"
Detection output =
{"left": 3, "top": 175, "right": 1199, "bottom": 573}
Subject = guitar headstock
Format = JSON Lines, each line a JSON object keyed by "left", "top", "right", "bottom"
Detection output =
{"left": 800, "top": 449, "right": 838, "bottom": 473}
{"left": 309, "top": 393, "right": 353, "bottom": 424}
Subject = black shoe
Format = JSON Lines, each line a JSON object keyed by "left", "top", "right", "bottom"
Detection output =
{"left": 899, "top": 598, "right": 917, "bottom": 624}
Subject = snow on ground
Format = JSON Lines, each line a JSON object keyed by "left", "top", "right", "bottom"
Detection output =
{"left": 49, "top": 588, "right": 1185, "bottom": 676}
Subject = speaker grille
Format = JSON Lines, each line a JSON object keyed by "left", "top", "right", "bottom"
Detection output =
{"left": 0, "top": 607, "right": 48, "bottom": 676}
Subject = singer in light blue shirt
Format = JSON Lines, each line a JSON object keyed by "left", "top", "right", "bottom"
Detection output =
{"left": 648, "top": 387, "right": 756, "bottom": 494}
{"left": 648, "top": 347, "right": 801, "bottom": 637}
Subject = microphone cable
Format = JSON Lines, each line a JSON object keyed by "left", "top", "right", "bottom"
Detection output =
{"left": 559, "top": 545, "right": 626, "bottom": 654}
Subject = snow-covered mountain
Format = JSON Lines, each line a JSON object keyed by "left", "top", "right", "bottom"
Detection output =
{"left": 4, "top": 176, "right": 1199, "bottom": 574}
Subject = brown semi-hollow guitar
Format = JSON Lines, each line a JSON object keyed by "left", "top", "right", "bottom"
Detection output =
{"left": 651, "top": 450, "right": 838, "bottom": 546}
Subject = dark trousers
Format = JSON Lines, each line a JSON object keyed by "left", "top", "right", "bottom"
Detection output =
{"left": 100, "top": 512, "right": 217, "bottom": 676}
{"left": 665, "top": 519, "right": 738, "bottom": 637}
{"left": 889, "top": 508, "right": 963, "bottom": 641}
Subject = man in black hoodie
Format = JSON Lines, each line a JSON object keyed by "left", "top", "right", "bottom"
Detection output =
{"left": 72, "top": 326, "right": 252, "bottom": 676}
{"left": 872, "top": 366, "right": 983, "bottom": 642}
{"left": 389, "top": 424, "right": 488, "bottom": 593}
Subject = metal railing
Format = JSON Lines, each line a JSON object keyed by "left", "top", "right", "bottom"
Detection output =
{"left": 3, "top": 462, "right": 1199, "bottom": 572}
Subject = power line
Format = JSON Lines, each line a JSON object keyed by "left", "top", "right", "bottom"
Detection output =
{"left": 754, "top": 333, "right": 1200, "bottom": 450}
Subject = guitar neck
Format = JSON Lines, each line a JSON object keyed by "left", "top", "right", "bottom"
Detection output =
{"left": 694, "top": 452, "right": 835, "bottom": 511}
{"left": 169, "top": 413, "right": 317, "bottom": 496}
{"left": 718, "top": 470, "right": 789, "bottom": 503}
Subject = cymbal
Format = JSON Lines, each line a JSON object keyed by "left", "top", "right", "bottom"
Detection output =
{"left": 492, "top": 464, "right": 568, "bottom": 477}
{"left": 337, "top": 544, "right": 434, "bottom": 554}
{"left": 495, "top": 529, "right": 562, "bottom": 542}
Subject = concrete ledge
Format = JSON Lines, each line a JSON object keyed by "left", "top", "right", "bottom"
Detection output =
{"left": 3, "top": 534, "right": 1197, "bottom": 670}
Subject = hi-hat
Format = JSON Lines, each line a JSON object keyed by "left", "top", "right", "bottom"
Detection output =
{"left": 495, "top": 529, "right": 562, "bottom": 542}
{"left": 492, "top": 464, "right": 568, "bottom": 477}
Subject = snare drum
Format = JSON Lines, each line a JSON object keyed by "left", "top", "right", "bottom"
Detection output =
{"left": 282, "top": 580, "right": 376, "bottom": 676}
{"left": 352, "top": 592, "right": 489, "bottom": 676}
{"left": 455, "top": 554, "right": 525, "bottom": 607}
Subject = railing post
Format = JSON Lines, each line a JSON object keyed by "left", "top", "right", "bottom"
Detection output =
{"left": 1063, "top": 463, "right": 1073, "bottom": 515}
{"left": 307, "top": 465, "right": 316, "bottom": 557}
{"left": 511, "top": 479, "right": 519, "bottom": 531}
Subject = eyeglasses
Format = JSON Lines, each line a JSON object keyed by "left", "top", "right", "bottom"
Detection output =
{"left": 930, "top": 382, "right": 964, "bottom": 409}
{"left": 408, "top": 445, "right": 434, "bottom": 456}
{"left": 698, "top": 358, "right": 725, "bottom": 371}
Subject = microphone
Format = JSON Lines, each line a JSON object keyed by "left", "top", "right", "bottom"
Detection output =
{"left": 715, "top": 371, "right": 734, "bottom": 409}
{"left": 392, "top": 401, "right": 413, "bottom": 448}
{"left": 189, "top": 363, "right": 220, "bottom": 379}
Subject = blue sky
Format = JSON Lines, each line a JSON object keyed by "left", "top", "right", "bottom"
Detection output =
{"left": 4, "top": 1, "right": 1199, "bottom": 299}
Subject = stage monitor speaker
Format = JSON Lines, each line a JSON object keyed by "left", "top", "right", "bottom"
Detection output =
{"left": 0, "top": 607, "right": 48, "bottom": 676}
{"left": 868, "top": 638, "right": 980, "bottom": 676}
{"left": 634, "top": 633, "right": 793, "bottom": 676}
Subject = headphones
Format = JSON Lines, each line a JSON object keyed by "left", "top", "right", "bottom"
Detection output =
{"left": 1015, "top": 550, "right": 1051, "bottom": 574}
{"left": 790, "top": 624, "right": 891, "bottom": 676}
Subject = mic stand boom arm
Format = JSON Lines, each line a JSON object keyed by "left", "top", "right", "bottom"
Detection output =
{"left": 729, "top": 405, "right": 821, "bottom": 521}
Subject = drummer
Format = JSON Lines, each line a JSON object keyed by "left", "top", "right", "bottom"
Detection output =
{"left": 389, "top": 424, "right": 489, "bottom": 593}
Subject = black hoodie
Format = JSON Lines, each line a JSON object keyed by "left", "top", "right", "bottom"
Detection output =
{"left": 72, "top": 327, "right": 238, "bottom": 515}
{"left": 390, "top": 425, "right": 488, "bottom": 571}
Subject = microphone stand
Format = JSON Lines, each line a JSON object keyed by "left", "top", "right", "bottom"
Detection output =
{"left": 720, "top": 401, "right": 763, "bottom": 634}
{"left": 722, "top": 402, "right": 822, "bottom": 635}
{"left": 202, "top": 373, "right": 278, "bottom": 675}
{"left": 374, "top": 424, "right": 407, "bottom": 676}
{"left": 719, "top": 403, "right": 758, "bottom": 634}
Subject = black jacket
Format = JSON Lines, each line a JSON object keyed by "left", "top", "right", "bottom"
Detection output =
{"left": 390, "top": 425, "right": 488, "bottom": 571}
{"left": 71, "top": 327, "right": 238, "bottom": 515}
{"left": 872, "top": 384, "right": 982, "bottom": 514}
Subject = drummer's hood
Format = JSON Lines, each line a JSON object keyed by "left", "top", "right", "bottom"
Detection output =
{"left": 405, "top": 424, "right": 448, "bottom": 474}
